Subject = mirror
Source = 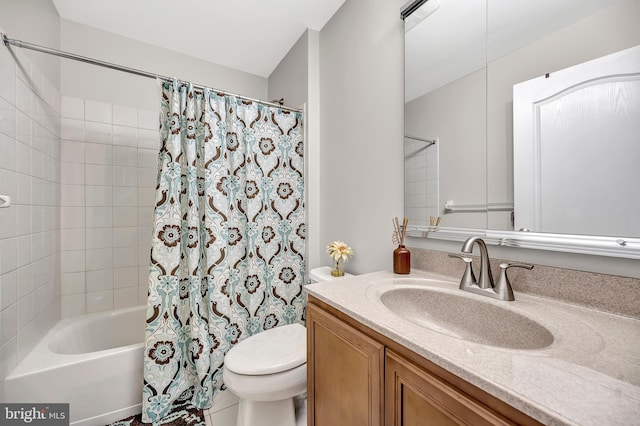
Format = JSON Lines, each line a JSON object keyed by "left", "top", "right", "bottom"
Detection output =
{"left": 403, "top": 0, "right": 640, "bottom": 257}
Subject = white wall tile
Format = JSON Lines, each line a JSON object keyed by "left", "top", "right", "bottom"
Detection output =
{"left": 137, "top": 148, "right": 158, "bottom": 169}
{"left": 16, "top": 266, "right": 33, "bottom": 299}
{"left": 113, "top": 166, "right": 138, "bottom": 187}
{"left": 114, "top": 146, "right": 138, "bottom": 167}
{"left": 61, "top": 140, "right": 84, "bottom": 163}
{"left": 0, "top": 205, "right": 17, "bottom": 240}
{"left": 16, "top": 235, "right": 31, "bottom": 268}
{"left": 86, "top": 248, "right": 113, "bottom": 271}
{"left": 85, "top": 100, "right": 112, "bottom": 124}
{"left": 0, "top": 133, "right": 17, "bottom": 171}
{"left": 113, "top": 227, "right": 138, "bottom": 248}
{"left": 86, "top": 290, "right": 113, "bottom": 313}
{"left": 114, "top": 266, "right": 138, "bottom": 288}
{"left": 86, "top": 185, "right": 113, "bottom": 206}
{"left": 15, "top": 141, "right": 31, "bottom": 175}
{"left": 85, "top": 165, "right": 113, "bottom": 186}
{"left": 17, "top": 293, "right": 34, "bottom": 332}
{"left": 1, "top": 238, "right": 17, "bottom": 274}
{"left": 114, "top": 286, "right": 138, "bottom": 309}
{"left": 61, "top": 294, "right": 85, "bottom": 318}
{"left": 113, "top": 125, "right": 137, "bottom": 147}
{"left": 137, "top": 129, "right": 159, "bottom": 149}
{"left": 16, "top": 205, "right": 32, "bottom": 236}
{"left": 61, "top": 96, "right": 84, "bottom": 120}
{"left": 114, "top": 247, "right": 138, "bottom": 268}
{"left": 60, "top": 118, "right": 84, "bottom": 141}
{"left": 62, "top": 228, "right": 86, "bottom": 251}
{"left": 86, "top": 228, "right": 113, "bottom": 249}
{"left": 85, "top": 121, "right": 112, "bottom": 144}
{"left": 113, "top": 187, "right": 137, "bottom": 207}
{"left": 0, "top": 98, "right": 17, "bottom": 139}
{"left": 61, "top": 162, "right": 85, "bottom": 184}
{"left": 15, "top": 110, "right": 32, "bottom": 146}
{"left": 138, "top": 187, "right": 156, "bottom": 207}
{"left": 113, "top": 105, "right": 137, "bottom": 127}
{"left": 61, "top": 206, "right": 85, "bottom": 229}
{"left": 61, "top": 272, "right": 86, "bottom": 295}
{"left": 114, "top": 207, "right": 137, "bottom": 227}
{"left": 86, "top": 206, "right": 113, "bottom": 228}
{"left": 61, "top": 250, "right": 85, "bottom": 273}
{"left": 86, "top": 269, "right": 113, "bottom": 292}
{"left": 137, "top": 109, "right": 158, "bottom": 130}
{"left": 138, "top": 168, "right": 157, "bottom": 188}
{"left": 0, "top": 337, "right": 18, "bottom": 382}
{"left": 85, "top": 143, "right": 113, "bottom": 165}
{"left": 0, "top": 304, "right": 17, "bottom": 346}
{"left": 1, "top": 271, "right": 17, "bottom": 310}
{"left": 61, "top": 184, "right": 85, "bottom": 206}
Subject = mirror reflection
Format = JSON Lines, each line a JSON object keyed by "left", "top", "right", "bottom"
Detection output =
{"left": 405, "top": 0, "right": 640, "bottom": 240}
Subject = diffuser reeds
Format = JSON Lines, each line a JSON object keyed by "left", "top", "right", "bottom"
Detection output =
{"left": 392, "top": 216, "right": 409, "bottom": 245}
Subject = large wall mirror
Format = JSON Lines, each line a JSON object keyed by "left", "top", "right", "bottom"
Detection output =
{"left": 403, "top": 0, "right": 640, "bottom": 258}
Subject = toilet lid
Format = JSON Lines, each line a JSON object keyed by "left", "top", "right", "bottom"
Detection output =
{"left": 225, "top": 323, "right": 306, "bottom": 375}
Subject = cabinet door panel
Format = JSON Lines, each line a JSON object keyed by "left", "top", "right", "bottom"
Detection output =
{"left": 307, "top": 302, "right": 385, "bottom": 426}
{"left": 385, "top": 350, "right": 513, "bottom": 426}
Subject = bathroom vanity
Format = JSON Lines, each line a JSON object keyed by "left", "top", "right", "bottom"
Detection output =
{"left": 305, "top": 270, "right": 640, "bottom": 426}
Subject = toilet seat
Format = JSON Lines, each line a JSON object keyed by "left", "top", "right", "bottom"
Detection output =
{"left": 225, "top": 323, "right": 306, "bottom": 375}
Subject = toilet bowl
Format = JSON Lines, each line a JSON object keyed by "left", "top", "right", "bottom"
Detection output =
{"left": 223, "top": 267, "right": 353, "bottom": 426}
{"left": 223, "top": 323, "right": 307, "bottom": 426}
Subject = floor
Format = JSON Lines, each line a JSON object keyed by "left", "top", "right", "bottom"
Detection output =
{"left": 204, "top": 390, "right": 239, "bottom": 426}
{"left": 203, "top": 390, "right": 308, "bottom": 426}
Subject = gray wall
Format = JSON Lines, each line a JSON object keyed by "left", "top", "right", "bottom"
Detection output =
{"left": 0, "top": 0, "right": 60, "bottom": 87}
{"left": 317, "top": 0, "right": 405, "bottom": 274}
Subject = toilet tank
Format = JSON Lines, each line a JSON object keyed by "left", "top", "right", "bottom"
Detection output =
{"left": 308, "top": 266, "right": 353, "bottom": 283}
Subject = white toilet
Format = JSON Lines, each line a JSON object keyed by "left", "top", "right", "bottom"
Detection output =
{"left": 222, "top": 267, "right": 352, "bottom": 426}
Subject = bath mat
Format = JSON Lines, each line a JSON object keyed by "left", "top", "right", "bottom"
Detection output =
{"left": 107, "top": 388, "right": 206, "bottom": 426}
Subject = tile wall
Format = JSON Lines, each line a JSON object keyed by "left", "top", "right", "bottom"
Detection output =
{"left": 59, "top": 96, "right": 159, "bottom": 317}
{"left": 404, "top": 138, "right": 438, "bottom": 227}
{"left": 0, "top": 46, "right": 62, "bottom": 381}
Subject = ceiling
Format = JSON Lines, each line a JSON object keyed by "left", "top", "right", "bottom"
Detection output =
{"left": 52, "top": 0, "right": 346, "bottom": 78}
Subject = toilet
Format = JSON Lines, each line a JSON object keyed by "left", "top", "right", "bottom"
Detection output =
{"left": 222, "top": 266, "right": 352, "bottom": 426}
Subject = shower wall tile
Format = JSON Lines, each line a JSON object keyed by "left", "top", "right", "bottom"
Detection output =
{"left": 114, "top": 286, "right": 138, "bottom": 309}
{"left": 84, "top": 121, "right": 112, "bottom": 145}
{"left": 61, "top": 140, "right": 84, "bottom": 163}
{"left": 85, "top": 100, "right": 112, "bottom": 124}
{"left": 56, "top": 96, "right": 159, "bottom": 317}
{"left": 114, "top": 146, "right": 138, "bottom": 167}
{"left": 61, "top": 96, "right": 84, "bottom": 120}
{"left": 86, "top": 290, "right": 113, "bottom": 313}
{"left": 0, "top": 44, "right": 61, "bottom": 380}
{"left": 137, "top": 109, "right": 158, "bottom": 130}
{"left": 113, "top": 105, "right": 137, "bottom": 127}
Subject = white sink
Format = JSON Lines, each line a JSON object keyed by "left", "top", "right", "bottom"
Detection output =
{"left": 379, "top": 286, "right": 554, "bottom": 350}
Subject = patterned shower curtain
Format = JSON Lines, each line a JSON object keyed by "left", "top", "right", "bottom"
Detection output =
{"left": 142, "top": 80, "right": 306, "bottom": 423}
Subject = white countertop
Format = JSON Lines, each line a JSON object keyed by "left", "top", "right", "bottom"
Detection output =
{"left": 305, "top": 270, "right": 640, "bottom": 426}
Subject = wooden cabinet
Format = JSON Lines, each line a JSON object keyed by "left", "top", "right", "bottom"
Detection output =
{"left": 307, "top": 296, "right": 543, "bottom": 426}
{"left": 307, "top": 302, "right": 385, "bottom": 426}
{"left": 385, "top": 350, "right": 513, "bottom": 426}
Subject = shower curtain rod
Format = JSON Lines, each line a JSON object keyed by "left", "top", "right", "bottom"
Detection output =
{"left": 1, "top": 33, "right": 303, "bottom": 113}
{"left": 404, "top": 135, "right": 436, "bottom": 146}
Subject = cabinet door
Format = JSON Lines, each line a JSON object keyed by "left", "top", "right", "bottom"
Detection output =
{"left": 307, "top": 302, "right": 385, "bottom": 426}
{"left": 385, "top": 350, "right": 513, "bottom": 426}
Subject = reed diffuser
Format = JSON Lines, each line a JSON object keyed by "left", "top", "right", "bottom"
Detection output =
{"left": 392, "top": 217, "right": 410, "bottom": 274}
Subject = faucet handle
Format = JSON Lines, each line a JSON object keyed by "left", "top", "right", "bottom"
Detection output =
{"left": 448, "top": 253, "right": 476, "bottom": 289}
{"left": 495, "top": 262, "right": 534, "bottom": 301}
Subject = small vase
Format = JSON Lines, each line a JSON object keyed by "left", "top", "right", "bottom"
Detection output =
{"left": 331, "top": 262, "right": 345, "bottom": 277}
{"left": 393, "top": 245, "right": 410, "bottom": 274}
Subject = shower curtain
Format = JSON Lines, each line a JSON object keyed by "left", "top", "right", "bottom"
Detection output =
{"left": 142, "top": 80, "right": 306, "bottom": 423}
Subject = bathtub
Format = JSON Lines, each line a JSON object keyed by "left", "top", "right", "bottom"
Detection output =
{"left": 1, "top": 305, "right": 146, "bottom": 426}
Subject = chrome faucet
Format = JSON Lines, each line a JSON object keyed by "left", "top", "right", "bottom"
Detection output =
{"left": 448, "top": 237, "right": 533, "bottom": 301}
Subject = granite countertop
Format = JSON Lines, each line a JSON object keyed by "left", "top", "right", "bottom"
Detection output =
{"left": 305, "top": 269, "right": 640, "bottom": 426}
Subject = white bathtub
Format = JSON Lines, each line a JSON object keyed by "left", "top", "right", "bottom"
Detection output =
{"left": 1, "top": 305, "right": 146, "bottom": 426}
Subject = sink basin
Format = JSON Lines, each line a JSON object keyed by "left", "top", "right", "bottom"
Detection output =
{"left": 380, "top": 287, "right": 554, "bottom": 350}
